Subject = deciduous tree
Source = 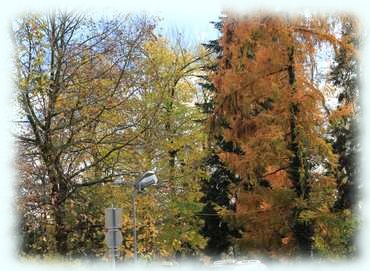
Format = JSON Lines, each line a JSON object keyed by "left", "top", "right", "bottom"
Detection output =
{"left": 13, "top": 11, "right": 156, "bottom": 256}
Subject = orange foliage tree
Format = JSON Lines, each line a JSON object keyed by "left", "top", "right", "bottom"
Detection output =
{"left": 209, "top": 13, "right": 354, "bottom": 257}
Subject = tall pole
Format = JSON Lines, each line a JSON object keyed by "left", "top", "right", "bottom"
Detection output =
{"left": 132, "top": 189, "right": 137, "bottom": 263}
{"left": 111, "top": 248, "right": 116, "bottom": 270}
{"left": 112, "top": 207, "right": 116, "bottom": 269}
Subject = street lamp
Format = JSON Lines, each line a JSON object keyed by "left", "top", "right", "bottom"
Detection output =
{"left": 134, "top": 169, "right": 158, "bottom": 191}
{"left": 113, "top": 169, "right": 158, "bottom": 263}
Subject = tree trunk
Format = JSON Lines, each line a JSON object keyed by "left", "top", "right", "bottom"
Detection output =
{"left": 166, "top": 87, "right": 177, "bottom": 184}
{"left": 50, "top": 170, "right": 69, "bottom": 255}
{"left": 54, "top": 201, "right": 68, "bottom": 255}
{"left": 286, "top": 46, "right": 314, "bottom": 256}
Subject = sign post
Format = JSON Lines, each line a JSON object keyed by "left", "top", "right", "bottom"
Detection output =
{"left": 105, "top": 208, "right": 123, "bottom": 270}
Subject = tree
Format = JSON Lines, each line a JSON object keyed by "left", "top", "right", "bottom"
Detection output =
{"left": 199, "top": 20, "right": 244, "bottom": 259}
{"left": 200, "top": 153, "right": 242, "bottom": 259}
{"left": 96, "top": 36, "right": 210, "bottom": 260}
{"left": 319, "top": 14, "right": 360, "bottom": 257}
{"left": 208, "top": 12, "right": 354, "bottom": 258}
{"left": 330, "top": 16, "right": 359, "bottom": 212}
{"left": 13, "top": 11, "right": 157, "bottom": 256}
{"left": 130, "top": 37, "right": 208, "bottom": 259}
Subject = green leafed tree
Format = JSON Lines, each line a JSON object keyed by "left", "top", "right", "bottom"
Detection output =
{"left": 124, "top": 37, "right": 209, "bottom": 259}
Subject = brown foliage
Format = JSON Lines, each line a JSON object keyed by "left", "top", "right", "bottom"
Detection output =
{"left": 210, "top": 12, "right": 350, "bottom": 257}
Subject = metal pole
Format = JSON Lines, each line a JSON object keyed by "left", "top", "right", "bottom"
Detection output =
{"left": 111, "top": 248, "right": 116, "bottom": 270}
{"left": 112, "top": 208, "right": 116, "bottom": 270}
{"left": 110, "top": 203, "right": 116, "bottom": 271}
{"left": 132, "top": 189, "right": 137, "bottom": 263}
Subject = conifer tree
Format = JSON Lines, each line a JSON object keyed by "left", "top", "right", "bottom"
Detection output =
{"left": 324, "top": 15, "right": 359, "bottom": 257}
{"left": 208, "top": 13, "right": 354, "bottom": 258}
{"left": 199, "top": 20, "right": 243, "bottom": 259}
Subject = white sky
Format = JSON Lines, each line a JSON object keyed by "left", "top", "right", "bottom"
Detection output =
{"left": 1, "top": 0, "right": 370, "bottom": 271}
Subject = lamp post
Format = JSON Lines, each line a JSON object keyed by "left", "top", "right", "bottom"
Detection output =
{"left": 113, "top": 169, "right": 158, "bottom": 263}
{"left": 132, "top": 189, "right": 137, "bottom": 262}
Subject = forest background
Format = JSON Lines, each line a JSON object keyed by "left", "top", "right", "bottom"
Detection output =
{"left": 0, "top": 0, "right": 370, "bottom": 268}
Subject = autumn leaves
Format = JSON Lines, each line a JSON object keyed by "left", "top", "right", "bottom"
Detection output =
{"left": 14, "top": 11, "right": 359, "bottom": 260}
{"left": 207, "top": 13, "right": 358, "bottom": 257}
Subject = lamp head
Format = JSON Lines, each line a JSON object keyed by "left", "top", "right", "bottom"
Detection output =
{"left": 134, "top": 170, "right": 158, "bottom": 192}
